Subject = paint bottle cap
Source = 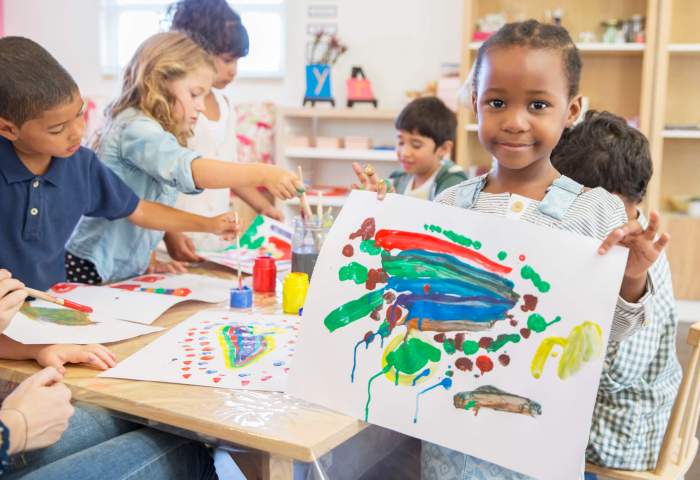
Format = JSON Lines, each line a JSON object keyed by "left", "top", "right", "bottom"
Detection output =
{"left": 230, "top": 286, "right": 253, "bottom": 309}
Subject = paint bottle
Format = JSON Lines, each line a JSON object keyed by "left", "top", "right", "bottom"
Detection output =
{"left": 230, "top": 286, "right": 253, "bottom": 309}
{"left": 252, "top": 256, "right": 277, "bottom": 293}
{"left": 282, "top": 272, "right": 309, "bottom": 314}
{"left": 291, "top": 216, "right": 329, "bottom": 280}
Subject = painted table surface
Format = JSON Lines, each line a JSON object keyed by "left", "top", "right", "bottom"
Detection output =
{"left": 0, "top": 265, "right": 364, "bottom": 474}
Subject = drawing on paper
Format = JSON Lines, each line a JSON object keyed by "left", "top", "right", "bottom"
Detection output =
{"left": 530, "top": 321, "right": 604, "bottom": 380}
{"left": 21, "top": 304, "right": 93, "bottom": 326}
{"left": 452, "top": 385, "right": 542, "bottom": 417}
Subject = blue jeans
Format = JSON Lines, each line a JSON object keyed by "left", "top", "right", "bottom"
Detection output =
{"left": 6, "top": 405, "right": 216, "bottom": 480}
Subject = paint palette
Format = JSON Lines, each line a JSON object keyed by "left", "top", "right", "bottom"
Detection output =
{"left": 101, "top": 310, "right": 299, "bottom": 391}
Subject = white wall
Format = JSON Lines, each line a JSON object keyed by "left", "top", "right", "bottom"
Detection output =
{"left": 5, "top": 0, "right": 463, "bottom": 108}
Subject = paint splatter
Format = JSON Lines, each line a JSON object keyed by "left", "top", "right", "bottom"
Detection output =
{"left": 478, "top": 337, "right": 493, "bottom": 349}
{"left": 350, "top": 218, "right": 376, "bottom": 241}
{"left": 462, "top": 340, "right": 479, "bottom": 355}
{"left": 521, "top": 265, "right": 551, "bottom": 293}
{"left": 527, "top": 314, "right": 561, "bottom": 333}
{"left": 453, "top": 386, "right": 542, "bottom": 417}
{"left": 443, "top": 339, "right": 456, "bottom": 355}
{"left": 531, "top": 321, "right": 603, "bottom": 380}
{"left": 413, "top": 377, "right": 453, "bottom": 423}
{"left": 342, "top": 245, "right": 354, "bottom": 257}
{"left": 497, "top": 251, "right": 507, "bottom": 261}
{"left": 476, "top": 355, "right": 494, "bottom": 374}
{"left": 454, "top": 333, "right": 465, "bottom": 351}
{"left": 360, "top": 239, "right": 383, "bottom": 256}
{"left": 520, "top": 328, "right": 531, "bottom": 339}
{"left": 339, "top": 261, "right": 368, "bottom": 285}
{"left": 455, "top": 357, "right": 473, "bottom": 372}
{"left": 487, "top": 334, "right": 520, "bottom": 352}
{"left": 21, "top": 305, "right": 93, "bottom": 326}
{"left": 498, "top": 354, "right": 510, "bottom": 366}
{"left": 520, "top": 294, "right": 538, "bottom": 312}
{"left": 324, "top": 289, "right": 386, "bottom": 332}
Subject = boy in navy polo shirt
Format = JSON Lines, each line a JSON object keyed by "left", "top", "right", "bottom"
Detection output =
{"left": 0, "top": 37, "right": 238, "bottom": 375}
{"left": 0, "top": 36, "right": 238, "bottom": 293}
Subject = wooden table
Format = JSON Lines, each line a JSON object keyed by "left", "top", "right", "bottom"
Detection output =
{"left": 0, "top": 266, "right": 365, "bottom": 480}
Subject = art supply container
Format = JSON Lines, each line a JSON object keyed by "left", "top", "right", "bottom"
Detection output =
{"left": 291, "top": 217, "right": 329, "bottom": 280}
{"left": 230, "top": 286, "right": 253, "bottom": 309}
{"left": 253, "top": 256, "right": 277, "bottom": 293}
{"left": 283, "top": 272, "right": 309, "bottom": 314}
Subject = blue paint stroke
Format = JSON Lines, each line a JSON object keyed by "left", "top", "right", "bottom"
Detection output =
{"left": 413, "top": 377, "right": 453, "bottom": 423}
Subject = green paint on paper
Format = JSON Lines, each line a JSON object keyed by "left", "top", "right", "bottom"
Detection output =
{"left": 443, "top": 339, "right": 456, "bottom": 355}
{"left": 360, "top": 239, "right": 383, "bottom": 256}
{"left": 472, "top": 241, "right": 482, "bottom": 250}
{"left": 497, "top": 251, "right": 507, "bottom": 261}
{"left": 21, "top": 305, "right": 92, "bottom": 326}
{"left": 462, "top": 340, "right": 479, "bottom": 355}
{"left": 424, "top": 224, "right": 443, "bottom": 233}
{"left": 386, "top": 338, "right": 442, "bottom": 376}
{"left": 324, "top": 289, "right": 386, "bottom": 332}
{"left": 339, "top": 262, "right": 369, "bottom": 285}
{"left": 521, "top": 265, "right": 551, "bottom": 293}
{"left": 487, "top": 334, "right": 521, "bottom": 352}
{"left": 463, "top": 400, "right": 476, "bottom": 411}
{"left": 527, "top": 314, "right": 561, "bottom": 333}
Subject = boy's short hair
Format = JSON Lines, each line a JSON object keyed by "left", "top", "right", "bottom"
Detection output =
{"left": 0, "top": 36, "right": 79, "bottom": 126}
{"left": 395, "top": 96, "right": 457, "bottom": 148}
{"left": 552, "top": 110, "right": 652, "bottom": 204}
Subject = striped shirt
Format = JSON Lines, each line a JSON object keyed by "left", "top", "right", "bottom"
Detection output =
{"left": 421, "top": 174, "right": 669, "bottom": 480}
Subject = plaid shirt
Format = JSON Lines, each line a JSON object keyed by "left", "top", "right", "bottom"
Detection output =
{"left": 421, "top": 177, "right": 667, "bottom": 480}
{"left": 586, "top": 215, "right": 682, "bottom": 470}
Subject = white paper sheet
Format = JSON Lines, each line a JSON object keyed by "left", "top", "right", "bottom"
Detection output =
{"left": 101, "top": 310, "right": 299, "bottom": 392}
{"left": 6, "top": 301, "right": 163, "bottom": 344}
{"left": 287, "top": 191, "right": 628, "bottom": 480}
{"left": 110, "top": 273, "right": 233, "bottom": 304}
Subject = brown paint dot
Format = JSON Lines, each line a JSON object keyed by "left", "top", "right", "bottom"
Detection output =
{"left": 498, "top": 354, "right": 510, "bottom": 366}
{"left": 455, "top": 357, "right": 473, "bottom": 372}
{"left": 520, "top": 294, "right": 538, "bottom": 312}
{"left": 433, "top": 333, "right": 446, "bottom": 343}
{"left": 342, "top": 244, "right": 354, "bottom": 257}
{"left": 478, "top": 337, "right": 493, "bottom": 349}
{"left": 383, "top": 291, "right": 396, "bottom": 304}
{"left": 350, "top": 218, "right": 376, "bottom": 241}
{"left": 510, "top": 319, "right": 518, "bottom": 327}
{"left": 520, "top": 328, "right": 531, "bottom": 339}
{"left": 454, "top": 333, "right": 465, "bottom": 351}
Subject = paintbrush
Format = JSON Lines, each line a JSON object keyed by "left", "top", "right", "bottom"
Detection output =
{"left": 297, "top": 165, "right": 314, "bottom": 220}
{"left": 316, "top": 191, "right": 324, "bottom": 226}
{"left": 235, "top": 212, "right": 242, "bottom": 289}
{"left": 25, "top": 287, "right": 93, "bottom": 313}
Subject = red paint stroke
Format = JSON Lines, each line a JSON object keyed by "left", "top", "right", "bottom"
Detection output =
{"left": 241, "top": 380, "right": 250, "bottom": 386}
{"left": 342, "top": 245, "right": 354, "bottom": 257}
{"left": 212, "top": 377, "right": 222, "bottom": 383}
{"left": 182, "top": 374, "right": 192, "bottom": 379}
{"left": 476, "top": 355, "right": 494, "bottom": 374}
{"left": 518, "top": 254, "right": 526, "bottom": 262}
{"left": 184, "top": 361, "right": 192, "bottom": 365}
{"left": 433, "top": 333, "right": 446, "bottom": 343}
{"left": 374, "top": 230, "right": 512, "bottom": 274}
{"left": 267, "top": 236, "right": 292, "bottom": 260}
{"left": 182, "top": 367, "right": 190, "bottom": 371}
{"left": 132, "top": 275, "right": 165, "bottom": 283}
{"left": 50, "top": 283, "right": 78, "bottom": 294}
{"left": 62, "top": 299, "right": 93, "bottom": 313}
{"left": 200, "top": 355, "right": 214, "bottom": 361}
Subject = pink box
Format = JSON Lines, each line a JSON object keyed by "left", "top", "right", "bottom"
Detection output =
{"left": 315, "top": 136, "right": 342, "bottom": 149}
{"left": 344, "top": 136, "right": 372, "bottom": 150}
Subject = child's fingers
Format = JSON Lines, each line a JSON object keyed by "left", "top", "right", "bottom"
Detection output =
{"left": 83, "top": 352, "right": 109, "bottom": 370}
{"left": 598, "top": 228, "right": 626, "bottom": 254}
{"left": 173, "top": 262, "right": 188, "bottom": 273}
{"left": 351, "top": 162, "right": 369, "bottom": 187}
{"left": 654, "top": 232, "right": 670, "bottom": 252}
{"left": 2, "top": 289, "right": 28, "bottom": 311}
{"left": 377, "top": 178, "right": 387, "bottom": 200}
{"left": 0, "top": 279, "right": 25, "bottom": 300}
{"left": 0, "top": 270, "right": 11, "bottom": 281}
{"left": 644, "top": 211, "right": 660, "bottom": 241}
{"left": 89, "top": 345, "right": 116, "bottom": 368}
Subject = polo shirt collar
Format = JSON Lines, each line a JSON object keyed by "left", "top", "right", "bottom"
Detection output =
{"left": 0, "top": 137, "right": 68, "bottom": 186}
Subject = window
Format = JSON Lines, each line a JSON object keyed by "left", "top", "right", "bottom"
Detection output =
{"left": 100, "top": 0, "right": 285, "bottom": 78}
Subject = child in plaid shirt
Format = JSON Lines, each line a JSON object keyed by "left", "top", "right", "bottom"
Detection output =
{"left": 552, "top": 110, "right": 682, "bottom": 471}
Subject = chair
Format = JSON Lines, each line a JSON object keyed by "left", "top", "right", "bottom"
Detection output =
{"left": 586, "top": 322, "right": 700, "bottom": 479}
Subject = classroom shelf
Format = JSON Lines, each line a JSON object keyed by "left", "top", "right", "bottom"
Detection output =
{"left": 468, "top": 41, "right": 646, "bottom": 54}
{"left": 285, "top": 148, "right": 397, "bottom": 162}
{"left": 278, "top": 107, "right": 399, "bottom": 121}
{"left": 465, "top": 123, "right": 478, "bottom": 132}
{"left": 668, "top": 43, "right": 700, "bottom": 54}
{"left": 663, "top": 129, "right": 700, "bottom": 139}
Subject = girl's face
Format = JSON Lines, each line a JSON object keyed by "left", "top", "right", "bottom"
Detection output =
{"left": 472, "top": 46, "right": 581, "bottom": 172}
{"left": 171, "top": 66, "right": 215, "bottom": 131}
{"left": 212, "top": 54, "right": 239, "bottom": 89}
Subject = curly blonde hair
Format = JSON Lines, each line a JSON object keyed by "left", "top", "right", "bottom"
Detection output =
{"left": 94, "top": 31, "right": 214, "bottom": 148}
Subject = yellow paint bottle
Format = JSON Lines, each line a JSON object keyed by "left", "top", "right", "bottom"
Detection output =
{"left": 283, "top": 272, "right": 309, "bottom": 314}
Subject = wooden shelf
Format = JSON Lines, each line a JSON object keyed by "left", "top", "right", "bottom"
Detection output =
{"left": 663, "top": 129, "right": 700, "bottom": 139}
{"left": 669, "top": 43, "right": 700, "bottom": 54}
{"left": 278, "top": 107, "right": 398, "bottom": 121}
{"left": 285, "top": 148, "right": 396, "bottom": 162}
{"left": 468, "top": 42, "right": 646, "bottom": 54}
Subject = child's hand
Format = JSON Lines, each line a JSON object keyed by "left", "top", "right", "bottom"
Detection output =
{"left": 208, "top": 212, "right": 238, "bottom": 237}
{"left": 0, "top": 270, "right": 28, "bottom": 332}
{"left": 261, "top": 205, "right": 284, "bottom": 221}
{"left": 259, "top": 165, "right": 304, "bottom": 200}
{"left": 598, "top": 211, "right": 670, "bottom": 298}
{"left": 351, "top": 162, "right": 394, "bottom": 200}
{"left": 163, "top": 232, "right": 203, "bottom": 262}
{"left": 1, "top": 367, "right": 73, "bottom": 453}
{"left": 147, "top": 258, "right": 189, "bottom": 275}
{"left": 35, "top": 344, "right": 117, "bottom": 373}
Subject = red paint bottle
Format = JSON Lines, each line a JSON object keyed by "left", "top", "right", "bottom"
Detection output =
{"left": 253, "top": 256, "right": 277, "bottom": 293}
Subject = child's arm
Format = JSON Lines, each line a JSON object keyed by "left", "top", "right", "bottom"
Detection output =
{"left": 190, "top": 160, "right": 302, "bottom": 200}
{"left": 0, "top": 336, "right": 116, "bottom": 373}
{"left": 127, "top": 200, "right": 237, "bottom": 236}
{"left": 233, "top": 186, "right": 284, "bottom": 221}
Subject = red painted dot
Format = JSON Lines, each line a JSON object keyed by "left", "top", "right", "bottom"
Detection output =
{"left": 182, "top": 374, "right": 192, "bottom": 379}
{"left": 476, "top": 355, "right": 494, "bottom": 374}
{"left": 212, "top": 377, "right": 222, "bottom": 383}
{"left": 518, "top": 254, "right": 526, "bottom": 262}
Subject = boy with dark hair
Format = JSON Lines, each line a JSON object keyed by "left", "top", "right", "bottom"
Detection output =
{"left": 0, "top": 36, "right": 237, "bottom": 291}
{"left": 553, "top": 110, "right": 682, "bottom": 471}
{"left": 354, "top": 96, "right": 466, "bottom": 201}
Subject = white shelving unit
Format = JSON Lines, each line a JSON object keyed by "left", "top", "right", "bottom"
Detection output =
{"left": 468, "top": 41, "right": 646, "bottom": 54}
{"left": 663, "top": 129, "right": 700, "bottom": 139}
{"left": 276, "top": 107, "right": 399, "bottom": 219}
{"left": 668, "top": 43, "right": 700, "bottom": 53}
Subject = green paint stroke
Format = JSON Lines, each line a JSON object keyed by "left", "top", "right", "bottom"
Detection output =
{"left": 225, "top": 215, "right": 265, "bottom": 250}
{"left": 521, "top": 265, "right": 551, "bottom": 293}
{"left": 463, "top": 400, "right": 476, "bottom": 411}
{"left": 324, "top": 289, "right": 385, "bottom": 332}
{"left": 21, "top": 305, "right": 92, "bottom": 326}
{"left": 461, "top": 340, "right": 479, "bottom": 355}
{"left": 443, "top": 339, "right": 456, "bottom": 355}
{"left": 487, "top": 334, "right": 521, "bottom": 352}
{"left": 339, "top": 262, "right": 369, "bottom": 285}
{"left": 423, "top": 224, "right": 443, "bottom": 233}
{"left": 497, "top": 251, "right": 507, "bottom": 261}
{"left": 527, "top": 314, "right": 561, "bottom": 333}
{"left": 359, "top": 239, "right": 383, "bottom": 256}
{"left": 472, "top": 241, "right": 482, "bottom": 250}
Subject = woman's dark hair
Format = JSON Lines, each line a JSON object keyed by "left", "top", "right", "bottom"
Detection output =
{"left": 552, "top": 110, "right": 652, "bottom": 204}
{"left": 169, "top": 0, "right": 249, "bottom": 58}
{"left": 472, "top": 19, "right": 582, "bottom": 99}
